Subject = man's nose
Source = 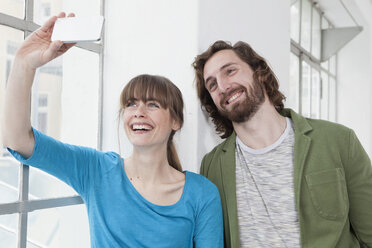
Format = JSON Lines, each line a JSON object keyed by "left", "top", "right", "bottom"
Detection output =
{"left": 217, "top": 78, "right": 232, "bottom": 93}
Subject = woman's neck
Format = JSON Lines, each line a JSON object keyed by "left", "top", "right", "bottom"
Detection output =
{"left": 125, "top": 144, "right": 174, "bottom": 184}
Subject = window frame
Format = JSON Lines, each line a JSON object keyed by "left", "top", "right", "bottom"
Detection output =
{"left": 0, "top": 0, "right": 105, "bottom": 246}
{"left": 290, "top": 0, "right": 338, "bottom": 121}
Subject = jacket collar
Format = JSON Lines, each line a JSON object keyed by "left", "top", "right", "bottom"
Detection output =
{"left": 220, "top": 108, "right": 313, "bottom": 152}
{"left": 281, "top": 108, "right": 313, "bottom": 217}
{"left": 218, "top": 108, "right": 313, "bottom": 247}
{"left": 280, "top": 108, "right": 312, "bottom": 134}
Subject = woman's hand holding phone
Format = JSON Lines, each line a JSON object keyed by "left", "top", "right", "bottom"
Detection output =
{"left": 15, "top": 12, "right": 76, "bottom": 70}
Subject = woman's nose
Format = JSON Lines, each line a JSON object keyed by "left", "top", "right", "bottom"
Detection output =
{"left": 134, "top": 103, "right": 146, "bottom": 118}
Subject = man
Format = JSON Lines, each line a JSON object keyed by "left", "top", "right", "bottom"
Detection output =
{"left": 192, "top": 40, "right": 372, "bottom": 248}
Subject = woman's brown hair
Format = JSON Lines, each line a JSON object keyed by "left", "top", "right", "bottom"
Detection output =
{"left": 192, "top": 40, "right": 285, "bottom": 138}
{"left": 119, "top": 74, "right": 184, "bottom": 171}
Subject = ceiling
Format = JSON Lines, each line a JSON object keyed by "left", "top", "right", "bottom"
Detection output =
{"left": 292, "top": 0, "right": 366, "bottom": 27}
{"left": 317, "top": 0, "right": 364, "bottom": 27}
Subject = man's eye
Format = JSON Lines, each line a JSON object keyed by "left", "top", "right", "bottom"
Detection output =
{"left": 209, "top": 81, "right": 217, "bottom": 91}
{"left": 227, "top": 68, "right": 235, "bottom": 74}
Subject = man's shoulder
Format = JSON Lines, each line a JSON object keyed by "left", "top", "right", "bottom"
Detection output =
{"left": 203, "top": 135, "right": 235, "bottom": 160}
{"left": 304, "top": 117, "right": 351, "bottom": 136}
{"left": 200, "top": 134, "right": 236, "bottom": 176}
{"left": 285, "top": 108, "right": 352, "bottom": 136}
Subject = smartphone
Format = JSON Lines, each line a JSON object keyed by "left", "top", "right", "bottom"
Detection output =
{"left": 51, "top": 16, "right": 104, "bottom": 43}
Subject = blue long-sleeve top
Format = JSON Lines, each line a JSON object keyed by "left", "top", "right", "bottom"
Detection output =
{"left": 9, "top": 128, "right": 223, "bottom": 248}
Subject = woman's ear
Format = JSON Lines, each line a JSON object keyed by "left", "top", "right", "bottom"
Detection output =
{"left": 172, "top": 119, "right": 181, "bottom": 131}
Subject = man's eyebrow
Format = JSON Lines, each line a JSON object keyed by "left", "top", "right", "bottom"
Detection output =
{"left": 204, "top": 62, "right": 237, "bottom": 85}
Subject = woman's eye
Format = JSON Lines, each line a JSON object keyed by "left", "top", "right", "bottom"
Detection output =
{"left": 148, "top": 102, "right": 160, "bottom": 108}
{"left": 126, "top": 102, "right": 136, "bottom": 107}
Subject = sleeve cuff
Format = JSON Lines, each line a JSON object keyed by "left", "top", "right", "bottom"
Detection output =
{"left": 7, "top": 127, "right": 40, "bottom": 165}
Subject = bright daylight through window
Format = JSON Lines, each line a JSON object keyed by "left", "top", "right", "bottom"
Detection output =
{"left": 289, "top": 0, "right": 337, "bottom": 121}
{"left": 0, "top": 0, "right": 103, "bottom": 247}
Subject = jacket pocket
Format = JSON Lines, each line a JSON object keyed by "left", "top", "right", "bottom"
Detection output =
{"left": 305, "top": 168, "right": 348, "bottom": 220}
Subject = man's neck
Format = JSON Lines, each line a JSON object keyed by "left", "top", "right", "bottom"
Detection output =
{"left": 233, "top": 100, "right": 287, "bottom": 150}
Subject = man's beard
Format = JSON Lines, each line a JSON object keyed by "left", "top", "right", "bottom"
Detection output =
{"left": 218, "top": 81, "right": 265, "bottom": 123}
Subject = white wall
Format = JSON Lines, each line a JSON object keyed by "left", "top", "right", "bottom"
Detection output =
{"left": 337, "top": 0, "right": 372, "bottom": 156}
{"left": 103, "top": 0, "right": 199, "bottom": 171}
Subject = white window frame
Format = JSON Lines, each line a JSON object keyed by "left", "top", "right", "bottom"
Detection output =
{"left": 0, "top": 0, "right": 105, "bottom": 247}
{"left": 290, "top": 0, "right": 338, "bottom": 121}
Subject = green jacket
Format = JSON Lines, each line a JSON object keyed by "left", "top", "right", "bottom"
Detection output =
{"left": 200, "top": 109, "right": 372, "bottom": 248}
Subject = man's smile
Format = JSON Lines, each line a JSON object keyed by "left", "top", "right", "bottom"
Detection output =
{"left": 226, "top": 90, "right": 244, "bottom": 105}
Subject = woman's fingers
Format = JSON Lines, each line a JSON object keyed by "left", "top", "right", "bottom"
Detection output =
{"left": 48, "top": 12, "right": 66, "bottom": 34}
{"left": 40, "top": 15, "right": 58, "bottom": 32}
{"left": 63, "top": 42, "right": 76, "bottom": 51}
{"left": 57, "top": 12, "right": 66, "bottom": 18}
{"left": 57, "top": 13, "right": 76, "bottom": 51}
{"left": 43, "top": 40, "right": 63, "bottom": 61}
{"left": 32, "top": 12, "right": 76, "bottom": 63}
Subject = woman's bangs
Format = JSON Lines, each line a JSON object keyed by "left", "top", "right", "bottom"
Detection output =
{"left": 121, "top": 75, "right": 170, "bottom": 109}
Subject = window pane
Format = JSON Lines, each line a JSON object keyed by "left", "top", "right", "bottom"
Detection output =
{"left": 28, "top": 205, "right": 90, "bottom": 247}
{"left": 60, "top": 48, "right": 99, "bottom": 147}
{"left": 322, "top": 16, "right": 329, "bottom": 29}
{"left": 31, "top": 57, "right": 63, "bottom": 141}
{"left": 0, "top": 214, "right": 18, "bottom": 248}
{"left": 311, "top": 68, "right": 320, "bottom": 119}
{"left": 300, "top": 0, "right": 311, "bottom": 52}
{"left": 0, "top": 158, "right": 19, "bottom": 203}
{"left": 330, "top": 55, "right": 336, "bottom": 75}
{"left": 29, "top": 47, "right": 99, "bottom": 199}
{"left": 320, "top": 71, "right": 329, "bottom": 120}
{"left": 29, "top": 168, "right": 77, "bottom": 199}
{"left": 1, "top": 0, "right": 25, "bottom": 19}
{"left": 33, "top": 0, "right": 101, "bottom": 25}
{"left": 288, "top": 53, "right": 300, "bottom": 112}
{"left": 290, "top": 0, "right": 300, "bottom": 43}
{"left": 301, "top": 61, "right": 311, "bottom": 117}
{"left": 329, "top": 77, "right": 337, "bottom": 122}
{"left": 321, "top": 59, "right": 329, "bottom": 71}
{"left": 0, "top": 25, "right": 24, "bottom": 204}
{"left": 312, "top": 8, "right": 321, "bottom": 59}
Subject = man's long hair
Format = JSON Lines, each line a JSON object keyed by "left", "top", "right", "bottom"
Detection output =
{"left": 192, "top": 40, "right": 285, "bottom": 138}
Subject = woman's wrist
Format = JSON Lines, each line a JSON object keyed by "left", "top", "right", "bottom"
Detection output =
{"left": 13, "top": 56, "right": 37, "bottom": 74}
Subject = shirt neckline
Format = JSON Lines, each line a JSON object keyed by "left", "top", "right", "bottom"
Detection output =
{"left": 121, "top": 158, "right": 188, "bottom": 208}
{"left": 236, "top": 117, "right": 292, "bottom": 155}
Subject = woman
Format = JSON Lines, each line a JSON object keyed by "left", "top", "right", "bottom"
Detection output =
{"left": 1, "top": 12, "right": 223, "bottom": 247}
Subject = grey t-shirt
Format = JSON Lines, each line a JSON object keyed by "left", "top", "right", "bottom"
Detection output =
{"left": 235, "top": 117, "right": 300, "bottom": 248}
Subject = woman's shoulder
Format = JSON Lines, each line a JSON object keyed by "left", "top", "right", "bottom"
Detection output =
{"left": 185, "top": 171, "right": 220, "bottom": 197}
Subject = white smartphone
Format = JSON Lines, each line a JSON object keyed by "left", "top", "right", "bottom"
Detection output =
{"left": 51, "top": 16, "right": 104, "bottom": 43}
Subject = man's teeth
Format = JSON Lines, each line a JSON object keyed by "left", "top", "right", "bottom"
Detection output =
{"left": 133, "top": 124, "right": 152, "bottom": 130}
{"left": 227, "top": 92, "right": 242, "bottom": 103}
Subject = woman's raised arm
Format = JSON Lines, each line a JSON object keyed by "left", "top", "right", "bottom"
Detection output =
{"left": 1, "top": 12, "right": 75, "bottom": 158}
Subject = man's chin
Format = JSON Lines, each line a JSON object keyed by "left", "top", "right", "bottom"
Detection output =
{"left": 224, "top": 112, "right": 253, "bottom": 123}
{"left": 220, "top": 103, "right": 259, "bottom": 123}
{"left": 221, "top": 100, "right": 242, "bottom": 112}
